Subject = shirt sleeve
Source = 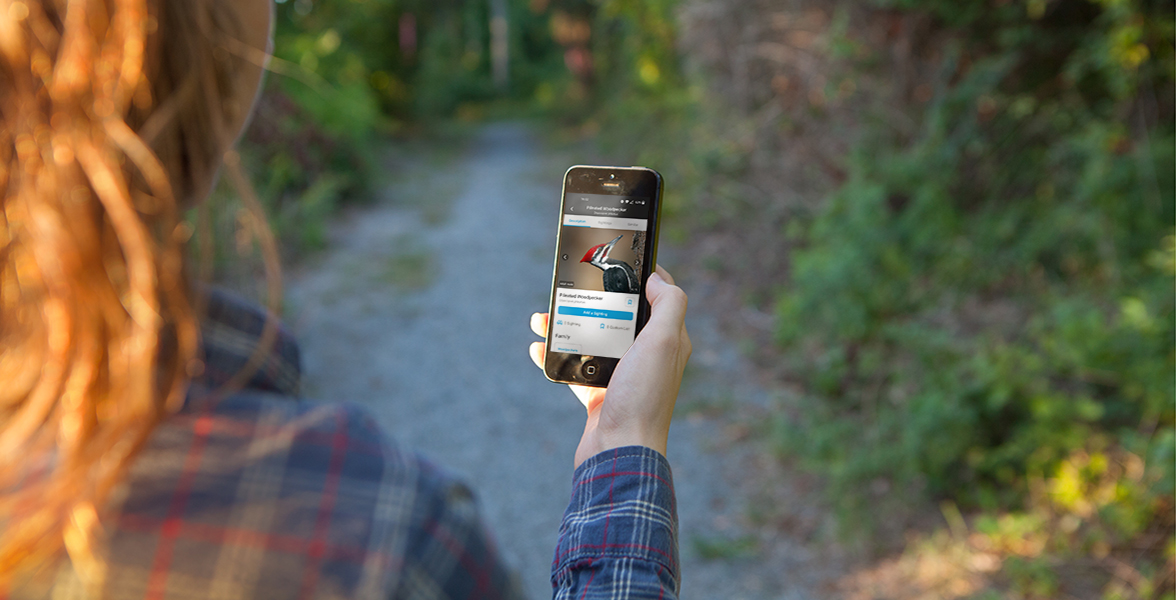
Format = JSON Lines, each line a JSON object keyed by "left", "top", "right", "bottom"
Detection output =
{"left": 551, "top": 446, "right": 680, "bottom": 599}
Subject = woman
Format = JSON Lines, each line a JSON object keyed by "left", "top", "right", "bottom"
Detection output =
{"left": 0, "top": 0, "right": 691, "bottom": 598}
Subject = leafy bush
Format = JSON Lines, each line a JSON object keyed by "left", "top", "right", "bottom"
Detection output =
{"left": 577, "top": 0, "right": 1176, "bottom": 593}
{"left": 771, "top": 0, "right": 1174, "bottom": 593}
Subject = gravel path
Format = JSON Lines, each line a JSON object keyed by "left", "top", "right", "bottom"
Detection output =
{"left": 286, "top": 123, "right": 836, "bottom": 599}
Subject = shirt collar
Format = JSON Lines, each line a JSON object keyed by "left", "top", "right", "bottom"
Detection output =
{"left": 196, "top": 287, "right": 302, "bottom": 398}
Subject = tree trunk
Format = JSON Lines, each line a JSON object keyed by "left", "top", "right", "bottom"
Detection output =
{"left": 489, "top": 0, "right": 509, "bottom": 90}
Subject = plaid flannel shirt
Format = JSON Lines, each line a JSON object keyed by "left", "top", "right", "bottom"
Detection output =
{"left": 553, "top": 448, "right": 680, "bottom": 599}
{"left": 8, "top": 289, "right": 680, "bottom": 599}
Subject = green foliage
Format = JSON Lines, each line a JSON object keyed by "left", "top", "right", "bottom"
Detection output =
{"left": 272, "top": 0, "right": 408, "bottom": 120}
{"left": 691, "top": 534, "right": 760, "bottom": 560}
{"left": 410, "top": 0, "right": 568, "bottom": 118}
{"left": 770, "top": 0, "right": 1175, "bottom": 593}
{"left": 412, "top": 8, "right": 497, "bottom": 118}
{"left": 229, "top": 0, "right": 575, "bottom": 259}
{"left": 232, "top": 0, "right": 568, "bottom": 254}
{"left": 222, "top": 0, "right": 401, "bottom": 260}
{"left": 593, "top": 0, "right": 684, "bottom": 94}
{"left": 1005, "top": 555, "right": 1062, "bottom": 598}
{"left": 234, "top": 83, "right": 374, "bottom": 259}
{"left": 570, "top": 0, "right": 710, "bottom": 223}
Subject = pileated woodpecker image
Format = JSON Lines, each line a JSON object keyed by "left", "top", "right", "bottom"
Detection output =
{"left": 580, "top": 234, "right": 639, "bottom": 294}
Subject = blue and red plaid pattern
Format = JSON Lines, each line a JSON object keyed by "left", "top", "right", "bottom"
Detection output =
{"left": 10, "top": 390, "right": 525, "bottom": 600}
{"left": 7, "top": 290, "right": 681, "bottom": 599}
{"left": 553, "top": 447, "right": 680, "bottom": 599}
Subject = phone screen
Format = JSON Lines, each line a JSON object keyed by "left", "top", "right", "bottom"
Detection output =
{"left": 550, "top": 192, "right": 650, "bottom": 359}
{"left": 546, "top": 166, "right": 661, "bottom": 387}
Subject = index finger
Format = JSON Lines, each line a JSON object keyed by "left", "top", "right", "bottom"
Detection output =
{"left": 530, "top": 312, "right": 549, "bottom": 338}
{"left": 644, "top": 270, "right": 688, "bottom": 332}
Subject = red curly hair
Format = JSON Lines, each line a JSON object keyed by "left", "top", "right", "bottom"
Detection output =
{"left": 0, "top": 0, "right": 258, "bottom": 587}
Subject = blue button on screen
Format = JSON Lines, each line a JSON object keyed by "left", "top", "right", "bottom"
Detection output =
{"left": 557, "top": 306, "right": 635, "bottom": 320}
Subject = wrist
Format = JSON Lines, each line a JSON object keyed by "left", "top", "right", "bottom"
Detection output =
{"left": 598, "top": 429, "right": 666, "bottom": 457}
{"left": 576, "top": 426, "right": 667, "bottom": 467}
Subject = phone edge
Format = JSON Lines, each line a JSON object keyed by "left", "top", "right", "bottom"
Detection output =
{"left": 543, "top": 165, "right": 663, "bottom": 388}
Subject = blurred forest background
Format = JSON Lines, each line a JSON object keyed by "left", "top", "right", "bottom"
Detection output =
{"left": 206, "top": 0, "right": 1175, "bottom": 597}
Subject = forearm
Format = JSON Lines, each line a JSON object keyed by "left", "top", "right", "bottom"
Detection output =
{"left": 551, "top": 446, "right": 679, "bottom": 599}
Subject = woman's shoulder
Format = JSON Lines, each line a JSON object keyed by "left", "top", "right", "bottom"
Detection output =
{"left": 154, "top": 388, "right": 462, "bottom": 506}
{"left": 97, "top": 391, "right": 465, "bottom": 599}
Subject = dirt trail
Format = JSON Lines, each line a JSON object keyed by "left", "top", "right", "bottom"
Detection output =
{"left": 286, "top": 123, "right": 838, "bottom": 599}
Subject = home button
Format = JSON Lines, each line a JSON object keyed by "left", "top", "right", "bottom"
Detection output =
{"left": 584, "top": 364, "right": 597, "bottom": 376}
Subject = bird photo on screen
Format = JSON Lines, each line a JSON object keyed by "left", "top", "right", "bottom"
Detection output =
{"left": 580, "top": 234, "right": 639, "bottom": 294}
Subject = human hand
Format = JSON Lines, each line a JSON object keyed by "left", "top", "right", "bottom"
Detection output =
{"left": 530, "top": 265, "right": 691, "bottom": 467}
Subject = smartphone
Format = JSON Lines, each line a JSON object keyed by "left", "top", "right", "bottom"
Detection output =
{"left": 545, "top": 165, "right": 663, "bottom": 387}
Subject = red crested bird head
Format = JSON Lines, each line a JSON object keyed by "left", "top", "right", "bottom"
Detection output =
{"left": 580, "top": 234, "right": 624, "bottom": 266}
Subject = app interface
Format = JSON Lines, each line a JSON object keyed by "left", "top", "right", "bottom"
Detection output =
{"left": 551, "top": 192, "right": 650, "bottom": 359}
